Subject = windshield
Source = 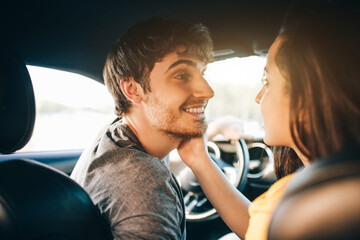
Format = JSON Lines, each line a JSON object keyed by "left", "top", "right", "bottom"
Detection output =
{"left": 205, "top": 56, "right": 266, "bottom": 138}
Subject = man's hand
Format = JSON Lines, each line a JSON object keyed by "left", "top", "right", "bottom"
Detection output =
{"left": 207, "top": 115, "right": 255, "bottom": 141}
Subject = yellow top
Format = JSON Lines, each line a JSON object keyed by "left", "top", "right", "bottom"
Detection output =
{"left": 245, "top": 173, "right": 295, "bottom": 240}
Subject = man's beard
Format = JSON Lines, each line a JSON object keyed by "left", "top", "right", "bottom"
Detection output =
{"left": 162, "top": 118, "right": 208, "bottom": 138}
{"left": 144, "top": 94, "right": 208, "bottom": 138}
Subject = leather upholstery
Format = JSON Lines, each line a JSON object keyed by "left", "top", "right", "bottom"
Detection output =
{"left": 268, "top": 146, "right": 360, "bottom": 240}
{"left": 0, "top": 47, "right": 35, "bottom": 154}
{"left": 0, "top": 47, "right": 112, "bottom": 239}
{"left": 0, "top": 159, "right": 113, "bottom": 240}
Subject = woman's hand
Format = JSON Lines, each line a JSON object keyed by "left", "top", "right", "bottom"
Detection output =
{"left": 177, "top": 134, "right": 210, "bottom": 170}
{"left": 177, "top": 129, "right": 251, "bottom": 239}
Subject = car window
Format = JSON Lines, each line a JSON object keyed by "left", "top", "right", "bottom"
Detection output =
{"left": 21, "top": 66, "right": 116, "bottom": 152}
{"left": 205, "top": 56, "right": 266, "bottom": 138}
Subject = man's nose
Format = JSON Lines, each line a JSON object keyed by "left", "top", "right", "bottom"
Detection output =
{"left": 192, "top": 75, "right": 215, "bottom": 99}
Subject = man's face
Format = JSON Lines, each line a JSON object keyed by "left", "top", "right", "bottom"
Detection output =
{"left": 141, "top": 47, "right": 214, "bottom": 138}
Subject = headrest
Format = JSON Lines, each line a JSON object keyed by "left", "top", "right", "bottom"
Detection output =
{"left": 0, "top": 47, "right": 35, "bottom": 154}
{"left": 0, "top": 159, "right": 113, "bottom": 239}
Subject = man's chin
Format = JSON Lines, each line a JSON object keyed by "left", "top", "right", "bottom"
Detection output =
{"left": 165, "top": 131, "right": 204, "bottom": 139}
{"left": 163, "top": 124, "right": 208, "bottom": 138}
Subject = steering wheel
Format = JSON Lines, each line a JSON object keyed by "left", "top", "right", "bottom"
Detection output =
{"left": 169, "top": 139, "right": 249, "bottom": 221}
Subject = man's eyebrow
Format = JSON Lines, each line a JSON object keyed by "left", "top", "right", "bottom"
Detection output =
{"left": 165, "top": 59, "right": 197, "bottom": 73}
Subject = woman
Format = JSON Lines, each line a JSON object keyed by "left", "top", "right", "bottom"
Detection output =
{"left": 177, "top": 2, "right": 360, "bottom": 240}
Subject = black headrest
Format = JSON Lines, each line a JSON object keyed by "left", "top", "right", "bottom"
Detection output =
{"left": 268, "top": 146, "right": 360, "bottom": 240}
{"left": 0, "top": 47, "right": 35, "bottom": 154}
{"left": 0, "top": 159, "right": 113, "bottom": 239}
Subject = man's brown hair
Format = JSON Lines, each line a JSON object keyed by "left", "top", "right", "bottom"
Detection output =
{"left": 103, "top": 17, "right": 213, "bottom": 116}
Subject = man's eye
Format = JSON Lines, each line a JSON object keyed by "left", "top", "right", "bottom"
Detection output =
{"left": 175, "top": 73, "right": 189, "bottom": 80}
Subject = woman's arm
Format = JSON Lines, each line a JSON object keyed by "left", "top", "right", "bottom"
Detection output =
{"left": 177, "top": 136, "right": 251, "bottom": 239}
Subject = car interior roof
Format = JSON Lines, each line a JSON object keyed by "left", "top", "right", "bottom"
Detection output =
{"left": 2, "top": 0, "right": 296, "bottom": 82}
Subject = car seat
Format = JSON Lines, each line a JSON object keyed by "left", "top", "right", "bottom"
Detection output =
{"left": 0, "top": 46, "right": 113, "bottom": 240}
{"left": 268, "top": 146, "right": 360, "bottom": 240}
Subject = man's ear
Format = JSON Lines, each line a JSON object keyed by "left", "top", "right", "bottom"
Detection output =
{"left": 120, "top": 77, "right": 143, "bottom": 103}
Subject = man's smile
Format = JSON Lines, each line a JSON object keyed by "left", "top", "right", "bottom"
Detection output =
{"left": 184, "top": 106, "right": 205, "bottom": 114}
{"left": 182, "top": 100, "right": 209, "bottom": 115}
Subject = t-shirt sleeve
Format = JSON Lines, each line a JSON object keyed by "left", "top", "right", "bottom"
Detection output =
{"left": 86, "top": 151, "right": 185, "bottom": 240}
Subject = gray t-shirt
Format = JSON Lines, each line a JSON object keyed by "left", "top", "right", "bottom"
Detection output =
{"left": 71, "top": 118, "right": 186, "bottom": 239}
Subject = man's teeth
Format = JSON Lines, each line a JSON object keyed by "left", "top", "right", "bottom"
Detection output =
{"left": 184, "top": 107, "right": 205, "bottom": 113}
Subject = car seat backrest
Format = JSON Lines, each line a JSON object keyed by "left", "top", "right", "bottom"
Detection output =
{"left": 268, "top": 146, "right": 360, "bottom": 240}
{"left": 0, "top": 46, "right": 113, "bottom": 240}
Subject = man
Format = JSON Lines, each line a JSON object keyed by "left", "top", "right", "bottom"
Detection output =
{"left": 71, "top": 17, "right": 214, "bottom": 239}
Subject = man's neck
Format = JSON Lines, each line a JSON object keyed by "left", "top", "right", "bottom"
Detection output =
{"left": 123, "top": 114, "right": 181, "bottom": 160}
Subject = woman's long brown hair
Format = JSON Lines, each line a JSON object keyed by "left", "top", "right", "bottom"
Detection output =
{"left": 273, "top": 3, "right": 360, "bottom": 179}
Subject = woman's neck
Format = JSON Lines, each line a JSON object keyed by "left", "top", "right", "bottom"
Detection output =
{"left": 293, "top": 147, "right": 310, "bottom": 167}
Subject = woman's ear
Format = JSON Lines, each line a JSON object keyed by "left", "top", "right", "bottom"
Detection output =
{"left": 120, "top": 77, "right": 143, "bottom": 103}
